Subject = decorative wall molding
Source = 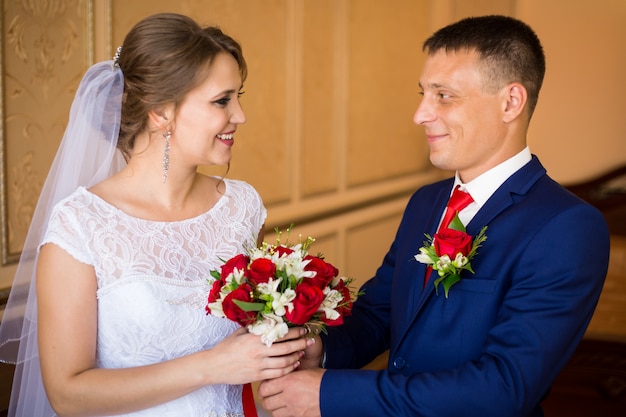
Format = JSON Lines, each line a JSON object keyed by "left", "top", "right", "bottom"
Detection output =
{"left": 1, "top": 0, "right": 96, "bottom": 266}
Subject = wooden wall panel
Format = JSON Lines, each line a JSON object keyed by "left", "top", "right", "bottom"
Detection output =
{"left": 452, "top": 0, "right": 516, "bottom": 17}
{"left": 301, "top": 0, "right": 340, "bottom": 197}
{"left": 346, "top": 214, "right": 404, "bottom": 289}
{"left": 265, "top": 195, "right": 410, "bottom": 290}
{"left": 346, "top": 0, "right": 431, "bottom": 187}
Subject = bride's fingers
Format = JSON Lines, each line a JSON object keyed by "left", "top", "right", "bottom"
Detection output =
{"left": 267, "top": 335, "right": 314, "bottom": 358}
{"left": 274, "top": 327, "right": 307, "bottom": 341}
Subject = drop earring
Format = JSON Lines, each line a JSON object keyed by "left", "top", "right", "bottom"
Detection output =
{"left": 162, "top": 130, "right": 171, "bottom": 183}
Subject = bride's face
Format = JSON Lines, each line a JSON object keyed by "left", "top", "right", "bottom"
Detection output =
{"left": 171, "top": 52, "right": 246, "bottom": 167}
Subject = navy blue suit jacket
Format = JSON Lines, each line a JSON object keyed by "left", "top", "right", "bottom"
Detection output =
{"left": 320, "top": 156, "right": 610, "bottom": 416}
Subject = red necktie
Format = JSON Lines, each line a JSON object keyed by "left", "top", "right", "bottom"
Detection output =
{"left": 439, "top": 186, "right": 474, "bottom": 231}
{"left": 424, "top": 186, "right": 474, "bottom": 286}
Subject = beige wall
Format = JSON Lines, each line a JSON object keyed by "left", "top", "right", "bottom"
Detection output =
{"left": 1, "top": 0, "right": 625, "bottom": 295}
{"left": 520, "top": 0, "right": 626, "bottom": 184}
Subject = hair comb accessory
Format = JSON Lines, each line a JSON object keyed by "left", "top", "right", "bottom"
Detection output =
{"left": 113, "top": 46, "right": 122, "bottom": 68}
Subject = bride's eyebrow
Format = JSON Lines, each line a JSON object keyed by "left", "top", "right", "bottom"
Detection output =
{"left": 209, "top": 88, "right": 239, "bottom": 100}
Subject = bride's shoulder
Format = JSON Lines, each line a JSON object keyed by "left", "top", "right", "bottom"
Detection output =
{"left": 86, "top": 177, "right": 123, "bottom": 206}
{"left": 198, "top": 174, "right": 256, "bottom": 194}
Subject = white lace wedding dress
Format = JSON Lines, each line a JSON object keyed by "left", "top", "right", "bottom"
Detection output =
{"left": 41, "top": 178, "right": 266, "bottom": 417}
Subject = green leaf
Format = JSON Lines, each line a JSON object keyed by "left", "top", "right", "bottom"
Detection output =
{"left": 449, "top": 213, "right": 466, "bottom": 232}
{"left": 232, "top": 300, "right": 265, "bottom": 312}
{"left": 433, "top": 275, "right": 444, "bottom": 296}
{"left": 209, "top": 270, "right": 222, "bottom": 280}
{"left": 442, "top": 274, "right": 462, "bottom": 298}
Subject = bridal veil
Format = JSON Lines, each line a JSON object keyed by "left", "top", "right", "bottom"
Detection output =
{"left": 0, "top": 60, "right": 125, "bottom": 416}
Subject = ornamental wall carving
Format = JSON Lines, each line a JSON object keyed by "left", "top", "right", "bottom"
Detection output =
{"left": 1, "top": 0, "right": 93, "bottom": 265}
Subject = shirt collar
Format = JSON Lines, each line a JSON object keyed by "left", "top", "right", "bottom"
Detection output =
{"left": 453, "top": 147, "right": 532, "bottom": 208}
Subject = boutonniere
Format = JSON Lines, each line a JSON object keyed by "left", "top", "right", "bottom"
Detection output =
{"left": 414, "top": 215, "right": 488, "bottom": 298}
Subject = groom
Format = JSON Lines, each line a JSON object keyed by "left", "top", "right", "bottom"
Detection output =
{"left": 258, "top": 15, "right": 610, "bottom": 417}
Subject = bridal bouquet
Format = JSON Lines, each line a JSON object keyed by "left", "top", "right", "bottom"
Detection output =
{"left": 205, "top": 228, "right": 359, "bottom": 346}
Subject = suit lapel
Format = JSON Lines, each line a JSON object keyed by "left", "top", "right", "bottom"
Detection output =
{"left": 406, "top": 185, "right": 451, "bottom": 319}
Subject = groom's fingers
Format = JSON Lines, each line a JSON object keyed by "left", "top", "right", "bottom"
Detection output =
{"left": 258, "top": 377, "right": 282, "bottom": 398}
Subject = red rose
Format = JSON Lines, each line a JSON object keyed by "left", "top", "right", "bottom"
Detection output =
{"left": 248, "top": 258, "right": 276, "bottom": 285}
{"left": 304, "top": 256, "right": 339, "bottom": 288}
{"left": 285, "top": 283, "right": 325, "bottom": 325}
{"left": 321, "top": 314, "right": 343, "bottom": 326}
{"left": 207, "top": 278, "right": 224, "bottom": 304}
{"left": 433, "top": 228, "right": 472, "bottom": 259}
{"left": 222, "top": 284, "right": 257, "bottom": 326}
{"left": 221, "top": 253, "right": 250, "bottom": 279}
{"left": 274, "top": 245, "right": 294, "bottom": 257}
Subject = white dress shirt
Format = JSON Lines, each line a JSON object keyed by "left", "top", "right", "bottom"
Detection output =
{"left": 448, "top": 147, "right": 532, "bottom": 227}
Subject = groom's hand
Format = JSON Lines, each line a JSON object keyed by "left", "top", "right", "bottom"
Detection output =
{"left": 299, "top": 334, "right": 324, "bottom": 369}
{"left": 258, "top": 368, "right": 325, "bottom": 417}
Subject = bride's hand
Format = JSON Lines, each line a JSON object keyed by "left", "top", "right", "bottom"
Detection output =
{"left": 204, "top": 327, "right": 313, "bottom": 385}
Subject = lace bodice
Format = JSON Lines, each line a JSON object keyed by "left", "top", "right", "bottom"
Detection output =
{"left": 41, "top": 179, "right": 267, "bottom": 417}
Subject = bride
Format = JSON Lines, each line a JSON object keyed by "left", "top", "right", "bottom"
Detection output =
{"left": 0, "top": 12, "right": 311, "bottom": 417}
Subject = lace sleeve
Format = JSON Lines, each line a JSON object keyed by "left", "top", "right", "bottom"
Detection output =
{"left": 247, "top": 182, "right": 267, "bottom": 234}
{"left": 225, "top": 179, "right": 267, "bottom": 239}
{"left": 40, "top": 194, "right": 94, "bottom": 266}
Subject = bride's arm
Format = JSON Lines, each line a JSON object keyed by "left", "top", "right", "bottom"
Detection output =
{"left": 37, "top": 242, "right": 309, "bottom": 417}
{"left": 256, "top": 224, "right": 266, "bottom": 247}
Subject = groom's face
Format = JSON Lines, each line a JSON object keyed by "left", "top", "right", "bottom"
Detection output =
{"left": 414, "top": 49, "right": 510, "bottom": 183}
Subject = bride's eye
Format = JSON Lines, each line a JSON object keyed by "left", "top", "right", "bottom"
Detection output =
{"left": 213, "top": 96, "right": 231, "bottom": 107}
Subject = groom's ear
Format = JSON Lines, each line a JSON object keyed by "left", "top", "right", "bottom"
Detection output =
{"left": 501, "top": 82, "right": 527, "bottom": 123}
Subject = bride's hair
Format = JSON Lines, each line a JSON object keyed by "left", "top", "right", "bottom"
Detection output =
{"left": 116, "top": 13, "right": 248, "bottom": 160}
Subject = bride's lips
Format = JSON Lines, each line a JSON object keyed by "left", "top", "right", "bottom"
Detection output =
{"left": 216, "top": 132, "right": 235, "bottom": 147}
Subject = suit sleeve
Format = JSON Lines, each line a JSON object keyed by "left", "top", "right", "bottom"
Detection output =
{"left": 319, "top": 200, "right": 610, "bottom": 417}
{"left": 319, "top": 188, "right": 428, "bottom": 369}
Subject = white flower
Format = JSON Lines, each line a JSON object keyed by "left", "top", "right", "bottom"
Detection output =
{"left": 256, "top": 278, "right": 282, "bottom": 295}
{"left": 272, "top": 289, "right": 296, "bottom": 316}
{"left": 414, "top": 247, "right": 434, "bottom": 265}
{"left": 257, "top": 279, "right": 296, "bottom": 316}
{"left": 275, "top": 252, "right": 316, "bottom": 280}
{"left": 248, "top": 314, "right": 289, "bottom": 347}
{"left": 207, "top": 301, "right": 225, "bottom": 318}
{"left": 318, "top": 288, "right": 342, "bottom": 321}
{"left": 435, "top": 255, "right": 452, "bottom": 272}
{"left": 248, "top": 245, "right": 269, "bottom": 260}
{"left": 451, "top": 253, "right": 468, "bottom": 268}
{"left": 225, "top": 268, "right": 247, "bottom": 286}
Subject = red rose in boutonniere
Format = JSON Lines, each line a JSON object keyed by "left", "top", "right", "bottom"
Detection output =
{"left": 434, "top": 228, "right": 473, "bottom": 259}
{"left": 414, "top": 215, "right": 488, "bottom": 298}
